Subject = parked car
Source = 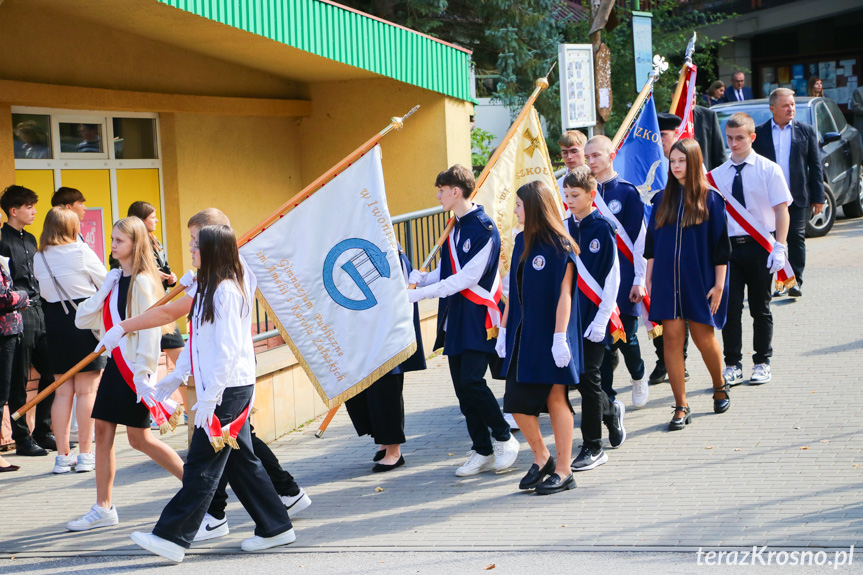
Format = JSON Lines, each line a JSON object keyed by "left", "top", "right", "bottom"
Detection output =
{"left": 712, "top": 97, "right": 863, "bottom": 237}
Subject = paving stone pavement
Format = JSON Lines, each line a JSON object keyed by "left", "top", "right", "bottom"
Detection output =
{"left": 1, "top": 217, "right": 862, "bottom": 559}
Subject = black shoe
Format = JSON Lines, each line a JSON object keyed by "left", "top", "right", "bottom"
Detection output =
{"left": 519, "top": 456, "right": 555, "bottom": 490}
{"left": 648, "top": 363, "right": 667, "bottom": 385}
{"left": 15, "top": 438, "right": 48, "bottom": 457}
{"left": 713, "top": 384, "right": 730, "bottom": 414}
{"left": 668, "top": 406, "right": 692, "bottom": 431}
{"left": 33, "top": 434, "right": 57, "bottom": 452}
{"left": 788, "top": 285, "right": 802, "bottom": 297}
{"left": 570, "top": 445, "right": 608, "bottom": 472}
{"left": 535, "top": 473, "right": 576, "bottom": 495}
{"left": 773, "top": 287, "right": 787, "bottom": 297}
{"left": 373, "top": 449, "right": 385, "bottom": 462}
{"left": 603, "top": 401, "right": 626, "bottom": 448}
{"left": 372, "top": 455, "right": 405, "bottom": 473}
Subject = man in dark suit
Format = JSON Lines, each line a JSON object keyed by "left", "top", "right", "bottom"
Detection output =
{"left": 692, "top": 96, "right": 728, "bottom": 171}
{"left": 723, "top": 71, "right": 754, "bottom": 102}
{"left": 752, "top": 88, "right": 824, "bottom": 297}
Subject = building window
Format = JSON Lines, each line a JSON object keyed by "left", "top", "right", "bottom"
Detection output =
{"left": 113, "top": 118, "right": 158, "bottom": 159}
{"left": 12, "top": 113, "right": 52, "bottom": 159}
{"left": 58, "top": 121, "right": 107, "bottom": 156}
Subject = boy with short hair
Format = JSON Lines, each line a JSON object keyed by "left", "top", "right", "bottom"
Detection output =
{"left": 0, "top": 185, "right": 56, "bottom": 456}
{"left": 564, "top": 167, "right": 625, "bottom": 471}
{"left": 557, "top": 130, "right": 588, "bottom": 209}
{"left": 51, "top": 187, "right": 88, "bottom": 222}
{"left": 584, "top": 136, "right": 649, "bottom": 409}
{"left": 409, "top": 165, "right": 518, "bottom": 477}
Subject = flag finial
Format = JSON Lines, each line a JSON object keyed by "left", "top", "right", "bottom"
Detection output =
{"left": 685, "top": 32, "right": 697, "bottom": 64}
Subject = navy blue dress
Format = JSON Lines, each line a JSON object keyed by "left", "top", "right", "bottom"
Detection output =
{"left": 645, "top": 187, "right": 731, "bottom": 328}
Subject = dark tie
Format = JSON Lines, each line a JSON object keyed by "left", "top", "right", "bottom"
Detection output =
{"left": 732, "top": 163, "right": 746, "bottom": 207}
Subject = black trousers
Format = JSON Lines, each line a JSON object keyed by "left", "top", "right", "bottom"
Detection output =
{"left": 9, "top": 306, "right": 54, "bottom": 442}
{"left": 344, "top": 373, "right": 406, "bottom": 445}
{"left": 448, "top": 350, "right": 510, "bottom": 456}
{"left": 0, "top": 334, "right": 19, "bottom": 413}
{"left": 787, "top": 204, "right": 808, "bottom": 286}
{"left": 578, "top": 340, "right": 614, "bottom": 454}
{"left": 206, "top": 424, "right": 299, "bottom": 520}
{"left": 653, "top": 321, "right": 689, "bottom": 367}
{"left": 722, "top": 239, "right": 773, "bottom": 366}
{"left": 153, "top": 386, "right": 292, "bottom": 548}
{"left": 599, "top": 314, "right": 645, "bottom": 401}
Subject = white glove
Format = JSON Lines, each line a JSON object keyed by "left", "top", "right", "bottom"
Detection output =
{"left": 178, "top": 270, "right": 196, "bottom": 289}
{"left": 96, "top": 324, "right": 125, "bottom": 354}
{"left": 584, "top": 320, "right": 607, "bottom": 343}
{"left": 766, "top": 243, "right": 786, "bottom": 274}
{"left": 193, "top": 397, "right": 219, "bottom": 429}
{"left": 551, "top": 332, "right": 571, "bottom": 368}
{"left": 495, "top": 327, "right": 507, "bottom": 358}
{"left": 134, "top": 376, "right": 155, "bottom": 405}
{"left": 98, "top": 269, "right": 122, "bottom": 297}
{"left": 407, "top": 287, "right": 425, "bottom": 304}
{"left": 153, "top": 373, "right": 182, "bottom": 403}
{"left": 408, "top": 269, "right": 429, "bottom": 287}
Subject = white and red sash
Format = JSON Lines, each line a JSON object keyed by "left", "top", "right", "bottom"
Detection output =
{"left": 706, "top": 171, "right": 796, "bottom": 289}
{"left": 446, "top": 232, "right": 503, "bottom": 340}
{"left": 575, "top": 255, "right": 626, "bottom": 344}
{"left": 592, "top": 193, "right": 662, "bottom": 338}
{"left": 102, "top": 287, "right": 183, "bottom": 434}
{"left": 188, "top": 322, "right": 254, "bottom": 452}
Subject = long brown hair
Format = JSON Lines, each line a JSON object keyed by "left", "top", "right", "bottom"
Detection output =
{"left": 39, "top": 207, "right": 79, "bottom": 249}
{"left": 127, "top": 200, "right": 162, "bottom": 250}
{"left": 517, "top": 180, "right": 579, "bottom": 262}
{"left": 113, "top": 216, "right": 171, "bottom": 334}
{"left": 190, "top": 225, "right": 246, "bottom": 324}
{"left": 655, "top": 139, "right": 710, "bottom": 229}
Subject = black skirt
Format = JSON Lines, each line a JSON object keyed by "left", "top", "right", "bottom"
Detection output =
{"left": 43, "top": 300, "right": 107, "bottom": 374}
{"left": 160, "top": 325, "right": 185, "bottom": 350}
{"left": 502, "top": 336, "right": 573, "bottom": 417}
{"left": 91, "top": 357, "right": 151, "bottom": 428}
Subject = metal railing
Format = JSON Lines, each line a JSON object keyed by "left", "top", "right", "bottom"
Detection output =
{"left": 251, "top": 205, "right": 447, "bottom": 345}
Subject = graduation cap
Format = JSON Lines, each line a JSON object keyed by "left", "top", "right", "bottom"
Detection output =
{"left": 657, "top": 113, "right": 682, "bottom": 132}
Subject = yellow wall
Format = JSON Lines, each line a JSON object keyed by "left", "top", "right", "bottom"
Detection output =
{"left": 60, "top": 170, "right": 113, "bottom": 262}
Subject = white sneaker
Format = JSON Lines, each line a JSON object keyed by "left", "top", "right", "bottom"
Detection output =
{"left": 193, "top": 513, "right": 229, "bottom": 542}
{"left": 76, "top": 452, "right": 95, "bottom": 473}
{"left": 241, "top": 528, "right": 296, "bottom": 552}
{"left": 280, "top": 488, "right": 312, "bottom": 516}
{"left": 130, "top": 531, "right": 185, "bottom": 563}
{"left": 631, "top": 375, "right": 649, "bottom": 408}
{"left": 722, "top": 363, "right": 744, "bottom": 385}
{"left": 750, "top": 363, "right": 772, "bottom": 385}
{"left": 492, "top": 434, "right": 519, "bottom": 471}
{"left": 455, "top": 450, "right": 495, "bottom": 477}
{"left": 53, "top": 453, "right": 76, "bottom": 474}
{"left": 503, "top": 412, "right": 519, "bottom": 430}
{"left": 66, "top": 504, "right": 119, "bottom": 531}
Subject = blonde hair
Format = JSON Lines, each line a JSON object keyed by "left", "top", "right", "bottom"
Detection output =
{"left": 39, "top": 207, "right": 80, "bottom": 249}
{"left": 558, "top": 130, "right": 587, "bottom": 148}
{"left": 113, "top": 216, "right": 172, "bottom": 334}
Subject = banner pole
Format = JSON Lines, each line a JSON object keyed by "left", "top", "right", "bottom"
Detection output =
{"left": 14, "top": 107, "right": 421, "bottom": 422}
{"left": 610, "top": 54, "right": 670, "bottom": 152}
{"left": 668, "top": 33, "right": 697, "bottom": 114}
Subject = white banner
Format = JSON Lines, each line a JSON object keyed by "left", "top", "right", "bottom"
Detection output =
{"left": 239, "top": 146, "right": 417, "bottom": 407}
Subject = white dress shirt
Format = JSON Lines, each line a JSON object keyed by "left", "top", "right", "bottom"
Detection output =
{"left": 34, "top": 242, "right": 107, "bottom": 303}
{"left": 771, "top": 119, "right": 793, "bottom": 186}
{"left": 712, "top": 151, "right": 793, "bottom": 236}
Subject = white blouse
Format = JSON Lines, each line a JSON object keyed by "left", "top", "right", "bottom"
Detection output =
{"left": 34, "top": 243, "right": 107, "bottom": 303}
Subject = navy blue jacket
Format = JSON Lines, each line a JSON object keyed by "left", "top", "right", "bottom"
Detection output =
{"left": 435, "top": 206, "right": 501, "bottom": 356}
{"left": 752, "top": 120, "right": 824, "bottom": 208}
{"left": 597, "top": 175, "right": 643, "bottom": 317}
{"left": 567, "top": 211, "right": 617, "bottom": 345}
{"left": 502, "top": 233, "right": 582, "bottom": 386}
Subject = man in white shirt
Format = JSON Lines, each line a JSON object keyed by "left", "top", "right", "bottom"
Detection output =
{"left": 715, "top": 113, "right": 792, "bottom": 386}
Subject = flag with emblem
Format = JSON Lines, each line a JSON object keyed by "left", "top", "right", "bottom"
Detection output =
{"left": 472, "top": 106, "right": 564, "bottom": 276}
{"left": 238, "top": 146, "right": 416, "bottom": 407}
{"left": 614, "top": 94, "right": 668, "bottom": 208}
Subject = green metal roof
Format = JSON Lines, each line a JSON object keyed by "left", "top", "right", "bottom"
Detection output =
{"left": 156, "top": 0, "right": 473, "bottom": 101}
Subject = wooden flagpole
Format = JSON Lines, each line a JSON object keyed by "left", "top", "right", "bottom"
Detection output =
{"left": 14, "top": 106, "right": 421, "bottom": 422}
{"left": 668, "top": 33, "right": 698, "bottom": 115}
{"left": 610, "top": 55, "right": 669, "bottom": 151}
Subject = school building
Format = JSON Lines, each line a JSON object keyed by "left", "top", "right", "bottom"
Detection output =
{"left": 0, "top": 0, "right": 470, "bottom": 443}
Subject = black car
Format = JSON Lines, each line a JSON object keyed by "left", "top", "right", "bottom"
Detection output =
{"left": 712, "top": 97, "right": 863, "bottom": 237}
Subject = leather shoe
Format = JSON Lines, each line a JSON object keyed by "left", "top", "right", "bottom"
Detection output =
{"left": 788, "top": 285, "right": 802, "bottom": 297}
{"left": 34, "top": 434, "right": 57, "bottom": 452}
{"left": 16, "top": 438, "right": 48, "bottom": 456}
{"left": 519, "top": 456, "right": 555, "bottom": 490}
{"left": 0, "top": 464, "right": 20, "bottom": 472}
{"left": 668, "top": 405, "right": 692, "bottom": 431}
{"left": 535, "top": 472, "right": 576, "bottom": 495}
{"left": 713, "top": 384, "right": 730, "bottom": 414}
{"left": 648, "top": 363, "right": 667, "bottom": 385}
{"left": 372, "top": 455, "right": 405, "bottom": 473}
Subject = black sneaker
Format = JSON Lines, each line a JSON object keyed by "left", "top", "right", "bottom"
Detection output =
{"left": 788, "top": 285, "right": 802, "bottom": 297}
{"left": 603, "top": 400, "right": 626, "bottom": 448}
{"left": 648, "top": 363, "right": 667, "bottom": 385}
{"left": 570, "top": 445, "right": 608, "bottom": 472}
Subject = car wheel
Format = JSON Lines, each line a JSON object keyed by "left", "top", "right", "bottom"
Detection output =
{"left": 842, "top": 166, "right": 863, "bottom": 218}
{"left": 806, "top": 184, "right": 835, "bottom": 237}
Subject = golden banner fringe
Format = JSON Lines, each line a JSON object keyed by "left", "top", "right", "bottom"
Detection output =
{"left": 210, "top": 435, "right": 225, "bottom": 453}
{"left": 222, "top": 428, "right": 240, "bottom": 450}
{"left": 648, "top": 325, "right": 663, "bottom": 340}
{"left": 611, "top": 329, "right": 627, "bottom": 345}
{"left": 776, "top": 277, "right": 797, "bottom": 290}
{"left": 486, "top": 327, "right": 499, "bottom": 340}
{"left": 255, "top": 292, "right": 419, "bottom": 410}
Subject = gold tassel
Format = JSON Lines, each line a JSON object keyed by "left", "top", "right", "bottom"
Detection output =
{"left": 158, "top": 421, "right": 169, "bottom": 435}
{"left": 486, "top": 326, "right": 499, "bottom": 340}
{"left": 165, "top": 404, "right": 185, "bottom": 433}
{"left": 611, "top": 329, "right": 627, "bottom": 345}
{"left": 648, "top": 324, "right": 663, "bottom": 340}
{"left": 776, "top": 277, "right": 797, "bottom": 290}
{"left": 210, "top": 435, "right": 225, "bottom": 453}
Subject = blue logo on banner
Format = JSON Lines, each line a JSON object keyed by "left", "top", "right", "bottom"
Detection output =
{"left": 323, "top": 238, "right": 390, "bottom": 311}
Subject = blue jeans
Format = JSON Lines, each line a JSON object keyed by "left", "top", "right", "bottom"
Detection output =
{"left": 600, "top": 314, "right": 645, "bottom": 401}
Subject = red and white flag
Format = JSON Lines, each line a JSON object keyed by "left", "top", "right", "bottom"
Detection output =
{"left": 673, "top": 63, "right": 698, "bottom": 142}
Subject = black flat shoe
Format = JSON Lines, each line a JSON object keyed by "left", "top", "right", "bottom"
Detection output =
{"left": 535, "top": 473, "right": 576, "bottom": 495}
{"left": 15, "top": 439, "right": 48, "bottom": 457}
{"left": 519, "top": 456, "right": 555, "bottom": 490}
{"left": 372, "top": 455, "right": 405, "bottom": 473}
{"left": 0, "top": 464, "right": 20, "bottom": 472}
{"left": 668, "top": 405, "right": 692, "bottom": 431}
{"left": 713, "top": 383, "right": 730, "bottom": 414}
{"left": 373, "top": 449, "right": 386, "bottom": 462}
{"left": 34, "top": 434, "right": 57, "bottom": 452}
